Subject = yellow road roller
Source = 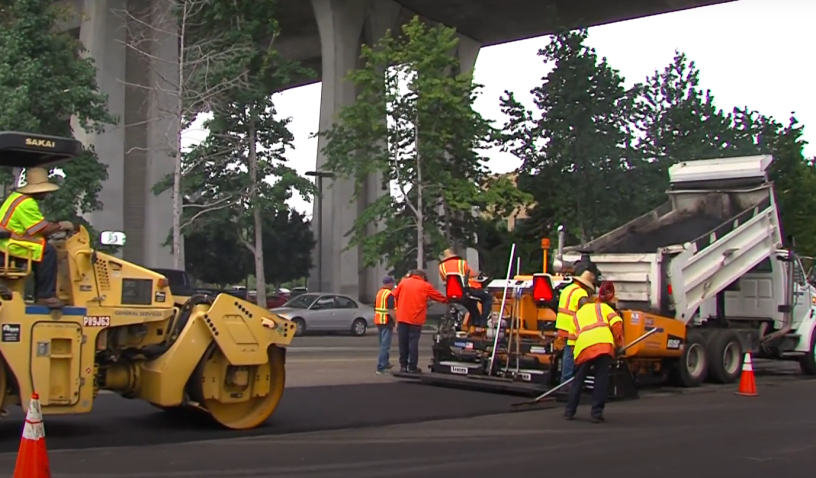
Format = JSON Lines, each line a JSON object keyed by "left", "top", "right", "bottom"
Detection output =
{"left": 0, "top": 131, "right": 295, "bottom": 429}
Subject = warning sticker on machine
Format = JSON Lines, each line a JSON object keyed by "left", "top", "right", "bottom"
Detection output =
{"left": 1, "top": 323, "right": 20, "bottom": 342}
{"left": 83, "top": 316, "right": 111, "bottom": 328}
{"left": 666, "top": 334, "right": 683, "bottom": 350}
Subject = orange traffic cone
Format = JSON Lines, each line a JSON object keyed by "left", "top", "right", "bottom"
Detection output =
{"left": 13, "top": 393, "right": 51, "bottom": 478}
{"left": 735, "top": 352, "right": 757, "bottom": 397}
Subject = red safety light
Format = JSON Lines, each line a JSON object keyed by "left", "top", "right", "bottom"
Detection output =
{"left": 445, "top": 274, "right": 466, "bottom": 300}
{"left": 667, "top": 284, "right": 673, "bottom": 295}
{"left": 532, "top": 274, "right": 554, "bottom": 303}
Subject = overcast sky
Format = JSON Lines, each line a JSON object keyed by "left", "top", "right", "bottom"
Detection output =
{"left": 185, "top": 0, "right": 815, "bottom": 217}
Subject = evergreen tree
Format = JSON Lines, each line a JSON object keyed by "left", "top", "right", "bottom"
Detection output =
{"left": 500, "top": 29, "right": 639, "bottom": 244}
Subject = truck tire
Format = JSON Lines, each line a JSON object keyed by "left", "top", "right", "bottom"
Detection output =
{"left": 798, "top": 329, "right": 816, "bottom": 375}
{"left": 705, "top": 329, "right": 743, "bottom": 384}
{"left": 670, "top": 330, "right": 707, "bottom": 387}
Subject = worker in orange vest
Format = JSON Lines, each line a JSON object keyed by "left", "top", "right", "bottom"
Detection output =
{"left": 564, "top": 284, "right": 624, "bottom": 423}
{"left": 374, "top": 276, "right": 397, "bottom": 375}
{"left": 438, "top": 249, "right": 493, "bottom": 327}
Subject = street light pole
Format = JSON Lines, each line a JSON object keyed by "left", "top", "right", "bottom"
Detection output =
{"left": 305, "top": 170, "right": 335, "bottom": 292}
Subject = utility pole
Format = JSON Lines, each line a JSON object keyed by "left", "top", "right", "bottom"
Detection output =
{"left": 305, "top": 170, "right": 335, "bottom": 292}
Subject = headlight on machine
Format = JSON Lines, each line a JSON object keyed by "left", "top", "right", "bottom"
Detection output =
{"left": 261, "top": 317, "right": 278, "bottom": 329}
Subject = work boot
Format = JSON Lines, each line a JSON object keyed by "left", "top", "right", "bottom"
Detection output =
{"left": 36, "top": 297, "right": 65, "bottom": 309}
{"left": 406, "top": 367, "right": 423, "bottom": 374}
{"left": 400, "top": 366, "right": 408, "bottom": 373}
{"left": 591, "top": 415, "right": 605, "bottom": 423}
{"left": 563, "top": 413, "right": 575, "bottom": 421}
{"left": 385, "top": 363, "right": 394, "bottom": 370}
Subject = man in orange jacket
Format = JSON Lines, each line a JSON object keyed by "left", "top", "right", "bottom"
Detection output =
{"left": 392, "top": 269, "right": 447, "bottom": 373}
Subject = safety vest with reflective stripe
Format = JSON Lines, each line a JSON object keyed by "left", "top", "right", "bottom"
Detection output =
{"left": 439, "top": 257, "right": 469, "bottom": 283}
{"left": 0, "top": 192, "right": 46, "bottom": 262}
{"left": 555, "top": 282, "right": 588, "bottom": 345}
{"left": 572, "top": 302, "right": 622, "bottom": 360}
{"left": 374, "top": 287, "right": 393, "bottom": 325}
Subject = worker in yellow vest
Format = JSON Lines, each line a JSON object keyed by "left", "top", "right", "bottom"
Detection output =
{"left": 0, "top": 167, "right": 74, "bottom": 308}
{"left": 564, "top": 287, "right": 624, "bottom": 423}
{"left": 374, "top": 276, "right": 397, "bottom": 375}
{"left": 555, "top": 260, "right": 600, "bottom": 385}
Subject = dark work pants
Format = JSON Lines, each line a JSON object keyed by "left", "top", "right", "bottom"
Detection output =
{"left": 564, "top": 353, "right": 612, "bottom": 418}
{"left": 397, "top": 322, "right": 422, "bottom": 370}
{"left": 32, "top": 243, "right": 58, "bottom": 299}
{"left": 463, "top": 288, "right": 493, "bottom": 327}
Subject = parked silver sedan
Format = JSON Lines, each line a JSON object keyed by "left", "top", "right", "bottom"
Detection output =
{"left": 271, "top": 293, "right": 375, "bottom": 337}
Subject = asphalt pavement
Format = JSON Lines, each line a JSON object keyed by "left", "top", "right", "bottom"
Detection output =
{"left": 0, "top": 333, "right": 813, "bottom": 477}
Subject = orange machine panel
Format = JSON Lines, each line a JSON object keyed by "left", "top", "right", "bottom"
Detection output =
{"left": 619, "top": 310, "right": 685, "bottom": 358}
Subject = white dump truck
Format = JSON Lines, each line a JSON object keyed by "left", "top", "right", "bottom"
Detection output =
{"left": 560, "top": 154, "right": 816, "bottom": 385}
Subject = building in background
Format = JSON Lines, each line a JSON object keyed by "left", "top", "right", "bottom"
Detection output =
{"left": 484, "top": 172, "right": 534, "bottom": 232}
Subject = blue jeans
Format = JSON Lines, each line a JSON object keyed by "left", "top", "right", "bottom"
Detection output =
{"left": 561, "top": 345, "right": 575, "bottom": 383}
{"left": 377, "top": 324, "right": 393, "bottom": 371}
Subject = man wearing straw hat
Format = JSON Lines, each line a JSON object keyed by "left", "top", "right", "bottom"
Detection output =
{"left": 0, "top": 167, "right": 75, "bottom": 308}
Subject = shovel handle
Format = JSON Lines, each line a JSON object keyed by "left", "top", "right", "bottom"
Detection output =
{"left": 511, "top": 327, "right": 663, "bottom": 407}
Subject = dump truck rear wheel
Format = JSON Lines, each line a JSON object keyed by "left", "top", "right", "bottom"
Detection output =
{"left": 705, "top": 329, "right": 743, "bottom": 384}
{"left": 798, "top": 329, "right": 816, "bottom": 375}
{"left": 670, "top": 330, "right": 707, "bottom": 387}
{"left": 190, "top": 344, "right": 286, "bottom": 430}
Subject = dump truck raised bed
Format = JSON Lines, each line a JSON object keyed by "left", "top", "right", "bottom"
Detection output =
{"left": 562, "top": 154, "right": 816, "bottom": 385}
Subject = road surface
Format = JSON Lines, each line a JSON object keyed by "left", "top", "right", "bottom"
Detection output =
{"left": 0, "top": 333, "right": 813, "bottom": 477}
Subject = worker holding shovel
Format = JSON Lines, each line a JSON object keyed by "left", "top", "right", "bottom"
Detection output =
{"left": 563, "top": 282, "right": 624, "bottom": 423}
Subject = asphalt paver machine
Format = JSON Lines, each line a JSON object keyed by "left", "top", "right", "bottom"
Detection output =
{"left": 394, "top": 244, "right": 644, "bottom": 401}
{"left": 0, "top": 132, "right": 296, "bottom": 429}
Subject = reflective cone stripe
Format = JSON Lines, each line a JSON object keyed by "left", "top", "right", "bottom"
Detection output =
{"left": 735, "top": 353, "right": 757, "bottom": 397}
{"left": 14, "top": 392, "right": 51, "bottom": 478}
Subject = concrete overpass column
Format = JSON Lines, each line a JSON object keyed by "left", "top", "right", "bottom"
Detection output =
{"left": 456, "top": 34, "right": 483, "bottom": 275}
{"left": 455, "top": 34, "right": 481, "bottom": 74}
{"left": 74, "top": 0, "right": 127, "bottom": 245}
{"left": 357, "top": 1, "right": 402, "bottom": 303}
{"left": 143, "top": 0, "right": 179, "bottom": 268}
{"left": 309, "top": 0, "right": 406, "bottom": 300}
{"left": 310, "top": 0, "right": 370, "bottom": 298}
{"left": 427, "top": 33, "right": 483, "bottom": 289}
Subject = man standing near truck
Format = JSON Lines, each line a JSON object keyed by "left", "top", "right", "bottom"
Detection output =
{"left": 374, "top": 276, "right": 397, "bottom": 375}
{"left": 556, "top": 260, "right": 601, "bottom": 386}
{"left": 392, "top": 269, "right": 447, "bottom": 373}
{"left": 564, "top": 290, "right": 624, "bottom": 423}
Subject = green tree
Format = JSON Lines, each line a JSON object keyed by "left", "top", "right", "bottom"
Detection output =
{"left": 167, "top": 0, "right": 313, "bottom": 306}
{"left": 500, "top": 29, "right": 639, "bottom": 245}
{"left": 633, "top": 51, "right": 742, "bottom": 207}
{"left": 184, "top": 217, "right": 252, "bottom": 288}
{"left": 320, "top": 16, "right": 528, "bottom": 270}
{"left": 262, "top": 209, "right": 315, "bottom": 288}
{"left": 0, "top": 0, "right": 114, "bottom": 222}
